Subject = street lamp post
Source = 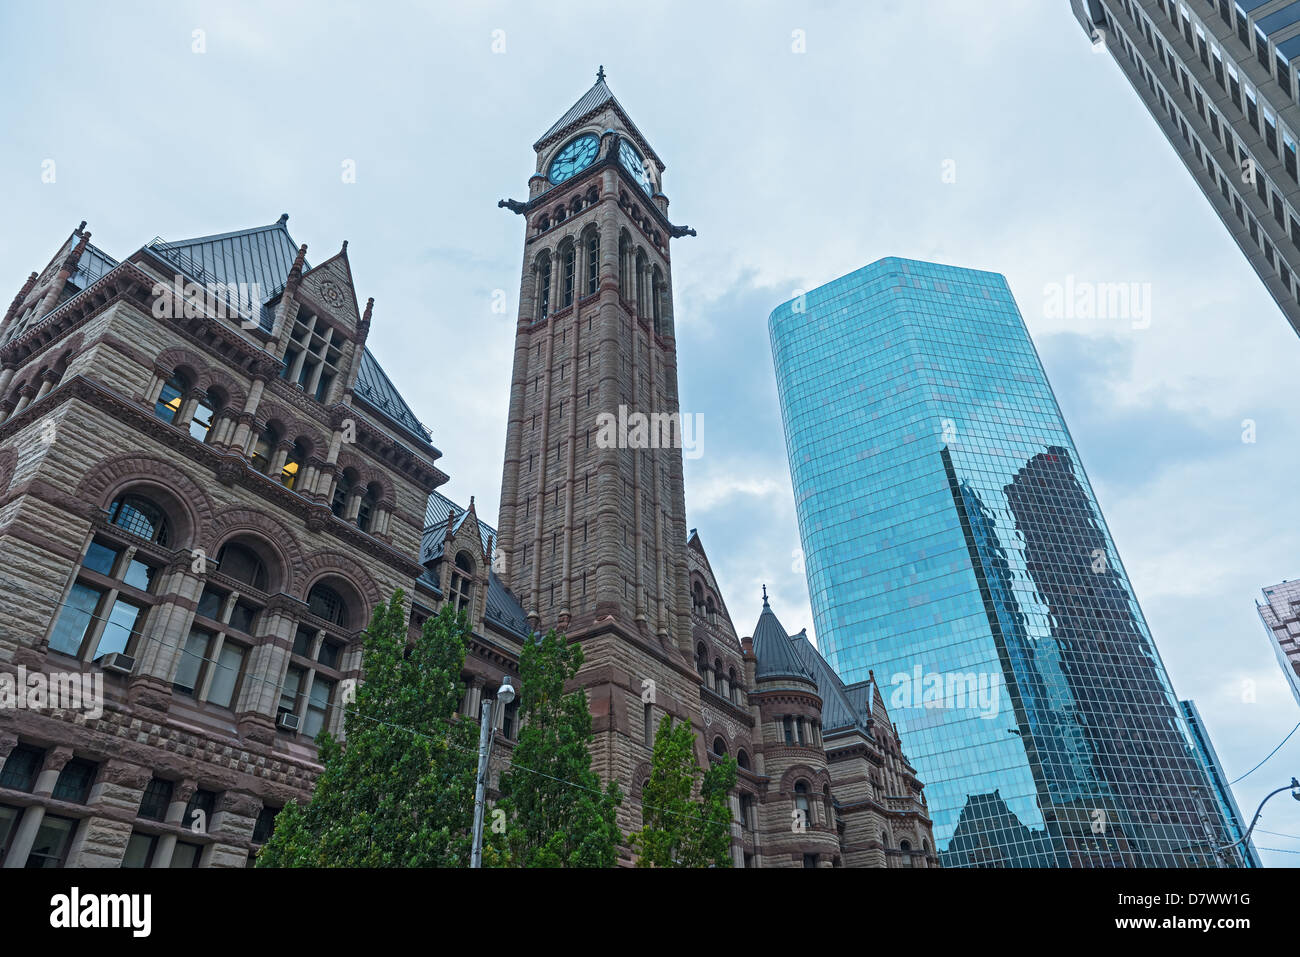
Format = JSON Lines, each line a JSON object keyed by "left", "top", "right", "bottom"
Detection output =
{"left": 470, "top": 675, "right": 515, "bottom": 868}
{"left": 1218, "top": 776, "right": 1300, "bottom": 859}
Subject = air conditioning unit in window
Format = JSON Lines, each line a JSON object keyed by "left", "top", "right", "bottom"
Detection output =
{"left": 98, "top": 652, "right": 135, "bottom": 676}
{"left": 276, "top": 711, "right": 300, "bottom": 731}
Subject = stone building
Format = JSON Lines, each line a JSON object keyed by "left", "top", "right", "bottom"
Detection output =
{"left": 0, "top": 69, "right": 934, "bottom": 868}
{"left": 0, "top": 216, "right": 529, "bottom": 867}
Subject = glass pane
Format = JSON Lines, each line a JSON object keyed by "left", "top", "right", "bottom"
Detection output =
{"left": 188, "top": 401, "right": 214, "bottom": 442}
{"left": 82, "top": 541, "right": 121, "bottom": 576}
{"left": 196, "top": 585, "right": 225, "bottom": 620}
{"left": 122, "top": 559, "right": 155, "bottom": 592}
{"left": 279, "top": 666, "right": 303, "bottom": 715}
{"left": 292, "top": 627, "right": 315, "bottom": 658}
{"left": 206, "top": 644, "right": 245, "bottom": 709}
{"left": 121, "top": 832, "right": 156, "bottom": 868}
{"left": 317, "top": 641, "right": 339, "bottom": 669}
{"left": 25, "top": 815, "right": 76, "bottom": 868}
{"left": 154, "top": 381, "right": 183, "bottom": 422}
{"left": 170, "top": 841, "right": 201, "bottom": 868}
{"left": 303, "top": 678, "right": 333, "bottom": 738}
{"left": 48, "top": 583, "right": 102, "bottom": 656}
{"left": 92, "top": 599, "right": 142, "bottom": 659}
{"left": 173, "top": 630, "right": 211, "bottom": 696}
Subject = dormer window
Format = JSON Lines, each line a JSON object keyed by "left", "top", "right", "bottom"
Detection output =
{"left": 280, "top": 308, "right": 343, "bottom": 403}
{"left": 450, "top": 551, "right": 474, "bottom": 614}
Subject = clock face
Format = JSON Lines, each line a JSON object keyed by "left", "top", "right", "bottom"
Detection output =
{"left": 619, "top": 140, "right": 654, "bottom": 195}
{"left": 548, "top": 133, "right": 600, "bottom": 185}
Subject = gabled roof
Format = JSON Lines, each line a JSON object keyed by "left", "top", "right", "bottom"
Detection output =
{"left": 534, "top": 69, "right": 661, "bottom": 167}
{"left": 751, "top": 590, "right": 815, "bottom": 683}
{"left": 418, "top": 491, "right": 529, "bottom": 641}
{"left": 140, "top": 217, "right": 431, "bottom": 446}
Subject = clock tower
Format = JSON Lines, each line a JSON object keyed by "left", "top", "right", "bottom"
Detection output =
{"left": 497, "top": 68, "right": 703, "bottom": 837}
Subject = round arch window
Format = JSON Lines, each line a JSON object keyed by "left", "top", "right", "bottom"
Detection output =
{"left": 107, "top": 494, "right": 170, "bottom": 545}
{"left": 308, "top": 583, "right": 348, "bottom": 627}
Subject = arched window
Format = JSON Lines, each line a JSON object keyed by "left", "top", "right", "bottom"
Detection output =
{"left": 560, "top": 241, "right": 576, "bottom": 309}
{"left": 536, "top": 252, "right": 552, "bottom": 322}
{"left": 250, "top": 426, "right": 278, "bottom": 474}
{"left": 900, "top": 839, "right": 913, "bottom": 866}
{"left": 736, "top": 749, "right": 750, "bottom": 771}
{"left": 216, "top": 543, "right": 267, "bottom": 591}
{"left": 618, "top": 232, "right": 630, "bottom": 300}
{"left": 107, "top": 494, "right": 170, "bottom": 545}
{"left": 154, "top": 372, "right": 186, "bottom": 424}
{"left": 712, "top": 658, "right": 722, "bottom": 691}
{"left": 728, "top": 668, "right": 738, "bottom": 702}
{"left": 585, "top": 230, "right": 599, "bottom": 296}
{"left": 635, "top": 249, "right": 648, "bottom": 317}
{"left": 188, "top": 390, "right": 217, "bottom": 443}
{"left": 331, "top": 471, "right": 353, "bottom": 518}
{"left": 651, "top": 266, "right": 663, "bottom": 334}
{"left": 712, "top": 736, "right": 727, "bottom": 757}
{"left": 450, "top": 551, "right": 474, "bottom": 614}
{"left": 823, "top": 784, "right": 833, "bottom": 826}
{"left": 356, "top": 483, "right": 378, "bottom": 532}
{"left": 794, "top": 780, "right": 811, "bottom": 824}
{"left": 281, "top": 440, "right": 306, "bottom": 490}
{"left": 695, "top": 642, "right": 707, "bottom": 676}
{"left": 307, "top": 583, "right": 348, "bottom": 626}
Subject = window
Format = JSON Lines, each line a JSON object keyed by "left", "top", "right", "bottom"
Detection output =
{"left": 585, "top": 231, "right": 599, "bottom": 295}
{"left": 712, "top": 736, "right": 727, "bottom": 756}
{"left": 170, "top": 841, "right": 202, "bottom": 868}
{"left": 316, "top": 638, "right": 340, "bottom": 669}
{"left": 802, "top": 853, "right": 818, "bottom": 868}
{"left": 0, "top": 745, "right": 44, "bottom": 791}
{"left": 281, "top": 440, "right": 306, "bottom": 490}
{"left": 216, "top": 543, "right": 267, "bottom": 590}
{"left": 0, "top": 804, "right": 22, "bottom": 865}
{"left": 279, "top": 665, "right": 304, "bottom": 722}
{"left": 356, "top": 484, "right": 377, "bottom": 532}
{"left": 249, "top": 426, "right": 277, "bottom": 474}
{"left": 26, "top": 815, "right": 77, "bottom": 868}
{"left": 52, "top": 759, "right": 97, "bottom": 804}
{"left": 154, "top": 372, "right": 185, "bottom": 424}
{"left": 184, "top": 790, "right": 217, "bottom": 831}
{"left": 737, "top": 749, "right": 750, "bottom": 771}
{"left": 138, "top": 778, "right": 173, "bottom": 821}
{"left": 188, "top": 391, "right": 216, "bottom": 442}
{"left": 643, "top": 702, "right": 654, "bottom": 747}
{"left": 303, "top": 677, "right": 334, "bottom": 737}
{"left": 121, "top": 832, "right": 158, "bottom": 868}
{"left": 782, "top": 715, "right": 794, "bottom": 745}
{"left": 794, "top": 780, "right": 811, "bottom": 824}
{"left": 332, "top": 472, "right": 353, "bottom": 518}
{"left": 48, "top": 539, "right": 157, "bottom": 661}
{"left": 536, "top": 253, "right": 551, "bottom": 321}
{"left": 308, "top": 583, "right": 348, "bottom": 626}
{"left": 207, "top": 642, "right": 246, "bottom": 708}
{"left": 449, "top": 553, "right": 474, "bottom": 614}
{"left": 252, "top": 806, "right": 279, "bottom": 845}
{"left": 561, "top": 242, "right": 575, "bottom": 308}
{"left": 108, "top": 494, "right": 170, "bottom": 544}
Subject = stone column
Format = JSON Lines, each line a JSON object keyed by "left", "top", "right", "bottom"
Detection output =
{"left": 65, "top": 760, "right": 150, "bottom": 867}
{"left": 151, "top": 780, "right": 196, "bottom": 868}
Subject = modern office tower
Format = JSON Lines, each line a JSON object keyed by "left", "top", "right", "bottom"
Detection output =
{"left": 1256, "top": 578, "right": 1300, "bottom": 706}
{"left": 769, "top": 257, "right": 1231, "bottom": 867}
{"left": 1070, "top": 0, "right": 1300, "bottom": 339}
{"left": 1180, "top": 699, "right": 1263, "bottom": 866}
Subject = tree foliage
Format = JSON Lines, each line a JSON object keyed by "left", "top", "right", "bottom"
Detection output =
{"left": 257, "top": 592, "right": 479, "bottom": 867}
{"left": 629, "top": 714, "right": 736, "bottom": 868}
{"left": 491, "top": 629, "right": 621, "bottom": 867}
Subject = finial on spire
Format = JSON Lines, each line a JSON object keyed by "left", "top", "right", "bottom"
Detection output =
{"left": 597, "top": 65, "right": 606, "bottom": 83}
{"left": 762, "top": 584, "right": 769, "bottom": 605}
{"left": 341, "top": 239, "right": 348, "bottom": 253}
{"left": 278, "top": 213, "right": 289, "bottom": 224}
{"left": 77, "top": 220, "right": 87, "bottom": 233}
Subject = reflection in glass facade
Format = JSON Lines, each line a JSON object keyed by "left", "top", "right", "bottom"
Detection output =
{"left": 769, "top": 258, "right": 1230, "bottom": 867}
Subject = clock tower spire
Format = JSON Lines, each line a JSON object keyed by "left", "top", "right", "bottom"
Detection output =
{"left": 497, "top": 73, "right": 703, "bottom": 841}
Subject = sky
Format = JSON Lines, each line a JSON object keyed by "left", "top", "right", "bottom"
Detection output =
{"left": 2, "top": 0, "right": 1299, "bottom": 865}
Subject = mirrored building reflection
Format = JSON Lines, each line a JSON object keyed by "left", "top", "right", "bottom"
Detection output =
{"left": 768, "top": 257, "right": 1232, "bottom": 866}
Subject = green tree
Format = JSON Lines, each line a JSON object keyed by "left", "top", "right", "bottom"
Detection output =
{"left": 491, "top": 629, "right": 621, "bottom": 867}
{"left": 630, "top": 715, "right": 737, "bottom": 868}
{"left": 257, "top": 592, "right": 479, "bottom": 867}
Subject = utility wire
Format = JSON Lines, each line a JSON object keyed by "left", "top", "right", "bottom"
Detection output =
{"left": 1229, "top": 719, "right": 1300, "bottom": 786}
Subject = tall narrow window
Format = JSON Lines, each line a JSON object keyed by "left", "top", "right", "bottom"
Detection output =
{"left": 536, "top": 254, "right": 551, "bottom": 322}
{"left": 356, "top": 484, "right": 377, "bottom": 532}
{"left": 561, "top": 243, "right": 575, "bottom": 308}
{"left": 586, "top": 231, "right": 599, "bottom": 295}
{"left": 450, "top": 552, "right": 474, "bottom": 613}
{"left": 250, "top": 426, "right": 277, "bottom": 474}
{"left": 154, "top": 373, "right": 185, "bottom": 424}
{"left": 188, "top": 391, "right": 216, "bottom": 442}
{"left": 331, "top": 472, "right": 353, "bottom": 518}
{"left": 281, "top": 441, "right": 306, "bottom": 490}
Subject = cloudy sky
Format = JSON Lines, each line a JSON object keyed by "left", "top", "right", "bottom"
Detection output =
{"left": 3, "top": 0, "right": 1299, "bottom": 865}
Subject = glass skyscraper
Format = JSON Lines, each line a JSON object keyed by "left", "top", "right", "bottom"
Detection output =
{"left": 769, "top": 257, "right": 1230, "bottom": 867}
